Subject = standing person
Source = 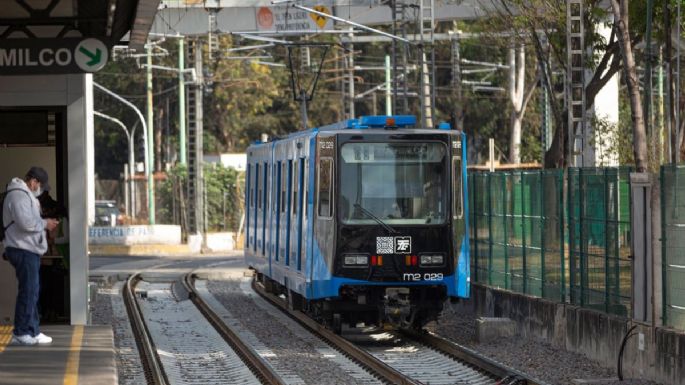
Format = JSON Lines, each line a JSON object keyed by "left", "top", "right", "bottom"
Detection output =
{"left": 3, "top": 167, "right": 59, "bottom": 345}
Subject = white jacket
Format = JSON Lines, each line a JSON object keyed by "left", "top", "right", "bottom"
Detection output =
{"left": 2, "top": 178, "right": 47, "bottom": 255}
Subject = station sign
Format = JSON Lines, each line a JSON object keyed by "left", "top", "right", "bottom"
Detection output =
{"left": 0, "top": 38, "right": 109, "bottom": 75}
{"left": 256, "top": 5, "right": 333, "bottom": 32}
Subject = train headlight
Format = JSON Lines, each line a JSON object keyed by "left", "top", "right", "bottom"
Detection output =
{"left": 343, "top": 254, "right": 369, "bottom": 267}
{"left": 419, "top": 254, "right": 445, "bottom": 266}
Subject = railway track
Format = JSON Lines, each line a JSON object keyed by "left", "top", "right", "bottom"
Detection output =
{"left": 123, "top": 274, "right": 168, "bottom": 385}
{"left": 251, "top": 276, "right": 549, "bottom": 385}
{"left": 123, "top": 273, "right": 285, "bottom": 385}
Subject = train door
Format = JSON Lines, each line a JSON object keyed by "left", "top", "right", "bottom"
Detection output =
{"left": 314, "top": 134, "right": 336, "bottom": 279}
{"left": 246, "top": 163, "right": 252, "bottom": 251}
{"left": 274, "top": 160, "right": 282, "bottom": 262}
{"left": 290, "top": 158, "right": 299, "bottom": 268}
{"left": 254, "top": 163, "right": 260, "bottom": 253}
{"left": 284, "top": 159, "right": 293, "bottom": 267}
{"left": 296, "top": 157, "right": 306, "bottom": 271}
{"left": 261, "top": 161, "right": 268, "bottom": 256}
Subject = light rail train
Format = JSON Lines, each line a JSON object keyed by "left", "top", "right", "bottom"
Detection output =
{"left": 245, "top": 115, "right": 469, "bottom": 331}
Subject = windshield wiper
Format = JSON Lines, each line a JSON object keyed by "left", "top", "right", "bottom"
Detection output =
{"left": 353, "top": 203, "right": 398, "bottom": 234}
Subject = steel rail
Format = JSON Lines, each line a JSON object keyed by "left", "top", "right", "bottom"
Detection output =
{"left": 182, "top": 273, "right": 286, "bottom": 385}
{"left": 123, "top": 274, "right": 169, "bottom": 385}
{"left": 251, "top": 278, "right": 420, "bottom": 385}
{"left": 400, "top": 329, "right": 552, "bottom": 385}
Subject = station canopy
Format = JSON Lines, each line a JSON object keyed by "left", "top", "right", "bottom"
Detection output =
{"left": 0, "top": 0, "right": 159, "bottom": 51}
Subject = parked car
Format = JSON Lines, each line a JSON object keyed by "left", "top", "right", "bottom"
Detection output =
{"left": 94, "top": 200, "right": 122, "bottom": 227}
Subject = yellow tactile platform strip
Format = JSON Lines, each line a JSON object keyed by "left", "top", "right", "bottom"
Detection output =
{"left": 0, "top": 326, "right": 12, "bottom": 353}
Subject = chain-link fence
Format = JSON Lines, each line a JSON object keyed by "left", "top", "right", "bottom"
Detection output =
{"left": 661, "top": 165, "right": 685, "bottom": 328}
{"left": 470, "top": 168, "right": 632, "bottom": 316}
{"left": 568, "top": 168, "right": 632, "bottom": 316}
{"left": 470, "top": 170, "right": 565, "bottom": 302}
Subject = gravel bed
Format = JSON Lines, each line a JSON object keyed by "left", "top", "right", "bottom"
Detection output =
{"left": 138, "top": 281, "right": 260, "bottom": 385}
{"left": 207, "top": 278, "right": 381, "bottom": 385}
{"left": 428, "top": 303, "right": 662, "bottom": 385}
{"left": 90, "top": 281, "right": 146, "bottom": 385}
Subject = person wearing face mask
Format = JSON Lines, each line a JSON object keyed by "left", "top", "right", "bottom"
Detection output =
{"left": 2, "top": 166, "right": 59, "bottom": 345}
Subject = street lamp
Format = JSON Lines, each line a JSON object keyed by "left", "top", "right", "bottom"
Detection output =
{"left": 93, "top": 82, "right": 154, "bottom": 225}
{"left": 93, "top": 111, "right": 137, "bottom": 218}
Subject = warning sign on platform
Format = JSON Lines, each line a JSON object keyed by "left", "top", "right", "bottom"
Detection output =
{"left": 256, "top": 5, "right": 332, "bottom": 32}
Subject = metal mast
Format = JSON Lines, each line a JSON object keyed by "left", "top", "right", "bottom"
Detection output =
{"left": 186, "top": 38, "right": 205, "bottom": 239}
{"left": 419, "top": 0, "right": 434, "bottom": 128}
{"left": 391, "top": 0, "right": 410, "bottom": 114}
{"left": 566, "top": 0, "right": 587, "bottom": 166}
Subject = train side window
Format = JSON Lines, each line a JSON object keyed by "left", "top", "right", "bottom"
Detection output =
{"left": 292, "top": 160, "right": 298, "bottom": 215}
{"left": 257, "top": 164, "right": 262, "bottom": 210}
{"left": 318, "top": 157, "right": 333, "bottom": 218}
{"left": 245, "top": 164, "right": 254, "bottom": 207}
{"left": 276, "top": 161, "right": 282, "bottom": 212}
{"left": 300, "top": 158, "right": 307, "bottom": 219}
{"left": 281, "top": 162, "right": 287, "bottom": 213}
{"left": 263, "top": 163, "right": 269, "bottom": 206}
{"left": 453, "top": 157, "right": 463, "bottom": 219}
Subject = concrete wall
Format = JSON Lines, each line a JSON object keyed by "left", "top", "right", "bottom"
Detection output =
{"left": 462, "top": 284, "right": 685, "bottom": 384}
{"left": 88, "top": 225, "right": 182, "bottom": 245}
{"left": 205, "top": 232, "right": 236, "bottom": 252}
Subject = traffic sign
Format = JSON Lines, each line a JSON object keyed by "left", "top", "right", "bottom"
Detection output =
{"left": 0, "top": 38, "right": 110, "bottom": 75}
{"left": 255, "top": 5, "right": 332, "bottom": 32}
{"left": 310, "top": 5, "right": 330, "bottom": 29}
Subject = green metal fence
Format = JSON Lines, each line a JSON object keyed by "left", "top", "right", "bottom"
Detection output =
{"left": 567, "top": 168, "right": 632, "bottom": 316}
{"left": 470, "top": 168, "right": 632, "bottom": 316}
{"left": 661, "top": 165, "right": 685, "bottom": 328}
{"left": 469, "top": 170, "right": 565, "bottom": 302}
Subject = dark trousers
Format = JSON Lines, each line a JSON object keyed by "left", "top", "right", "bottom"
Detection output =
{"left": 5, "top": 247, "right": 41, "bottom": 337}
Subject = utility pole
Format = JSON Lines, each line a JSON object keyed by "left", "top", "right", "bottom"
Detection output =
{"left": 187, "top": 38, "right": 205, "bottom": 242}
{"left": 179, "top": 37, "right": 187, "bottom": 165}
{"left": 451, "top": 30, "right": 463, "bottom": 131}
{"left": 385, "top": 55, "right": 392, "bottom": 115}
{"left": 146, "top": 42, "right": 156, "bottom": 224}
{"left": 566, "top": 0, "right": 587, "bottom": 167}
{"left": 347, "top": 30, "right": 355, "bottom": 119}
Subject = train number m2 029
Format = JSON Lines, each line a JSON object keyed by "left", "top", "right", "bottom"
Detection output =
{"left": 402, "top": 273, "right": 444, "bottom": 281}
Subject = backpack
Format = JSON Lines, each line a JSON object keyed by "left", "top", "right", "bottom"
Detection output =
{"left": 0, "top": 188, "right": 30, "bottom": 242}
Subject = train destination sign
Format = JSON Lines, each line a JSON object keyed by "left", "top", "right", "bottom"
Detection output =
{"left": 0, "top": 38, "right": 109, "bottom": 75}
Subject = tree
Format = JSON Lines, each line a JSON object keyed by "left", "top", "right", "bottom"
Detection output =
{"left": 487, "top": 0, "right": 633, "bottom": 167}
{"left": 507, "top": 45, "right": 538, "bottom": 164}
{"left": 611, "top": 0, "right": 648, "bottom": 172}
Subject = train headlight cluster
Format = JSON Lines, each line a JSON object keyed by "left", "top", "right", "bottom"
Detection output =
{"left": 343, "top": 254, "right": 369, "bottom": 267}
{"left": 419, "top": 254, "right": 444, "bottom": 266}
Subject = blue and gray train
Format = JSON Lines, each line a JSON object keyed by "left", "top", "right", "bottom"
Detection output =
{"left": 245, "top": 115, "right": 469, "bottom": 331}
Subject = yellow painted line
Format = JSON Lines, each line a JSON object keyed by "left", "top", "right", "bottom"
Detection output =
{"left": 63, "top": 325, "right": 84, "bottom": 385}
{"left": 0, "top": 326, "right": 12, "bottom": 353}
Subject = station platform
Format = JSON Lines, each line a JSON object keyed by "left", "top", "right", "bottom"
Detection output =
{"left": 0, "top": 325, "right": 117, "bottom": 385}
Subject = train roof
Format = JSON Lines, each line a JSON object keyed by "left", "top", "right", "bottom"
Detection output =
{"left": 248, "top": 115, "right": 461, "bottom": 150}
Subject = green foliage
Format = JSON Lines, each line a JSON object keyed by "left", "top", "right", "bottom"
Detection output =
{"left": 157, "top": 164, "right": 188, "bottom": 226}
{"left": 157, "top": 163, "right": 242, "bottom": 232}
{"left": 204, "top": 163, "right": 242, "bottom": 232}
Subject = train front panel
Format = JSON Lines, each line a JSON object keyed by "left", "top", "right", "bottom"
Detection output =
{"left": 307, "top": 128, "right": 469, "bottom": 328}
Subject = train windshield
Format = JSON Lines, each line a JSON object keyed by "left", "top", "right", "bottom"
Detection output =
{"left": 339, "top": 142, "right": 447, "bottom": 225}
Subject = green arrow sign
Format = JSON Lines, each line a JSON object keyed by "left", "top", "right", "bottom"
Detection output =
{"left": 78, "top": 46, "right": 102, "bottom": 66}
{"left": 75, "top": 38, "right": 108, "bottom": 71}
